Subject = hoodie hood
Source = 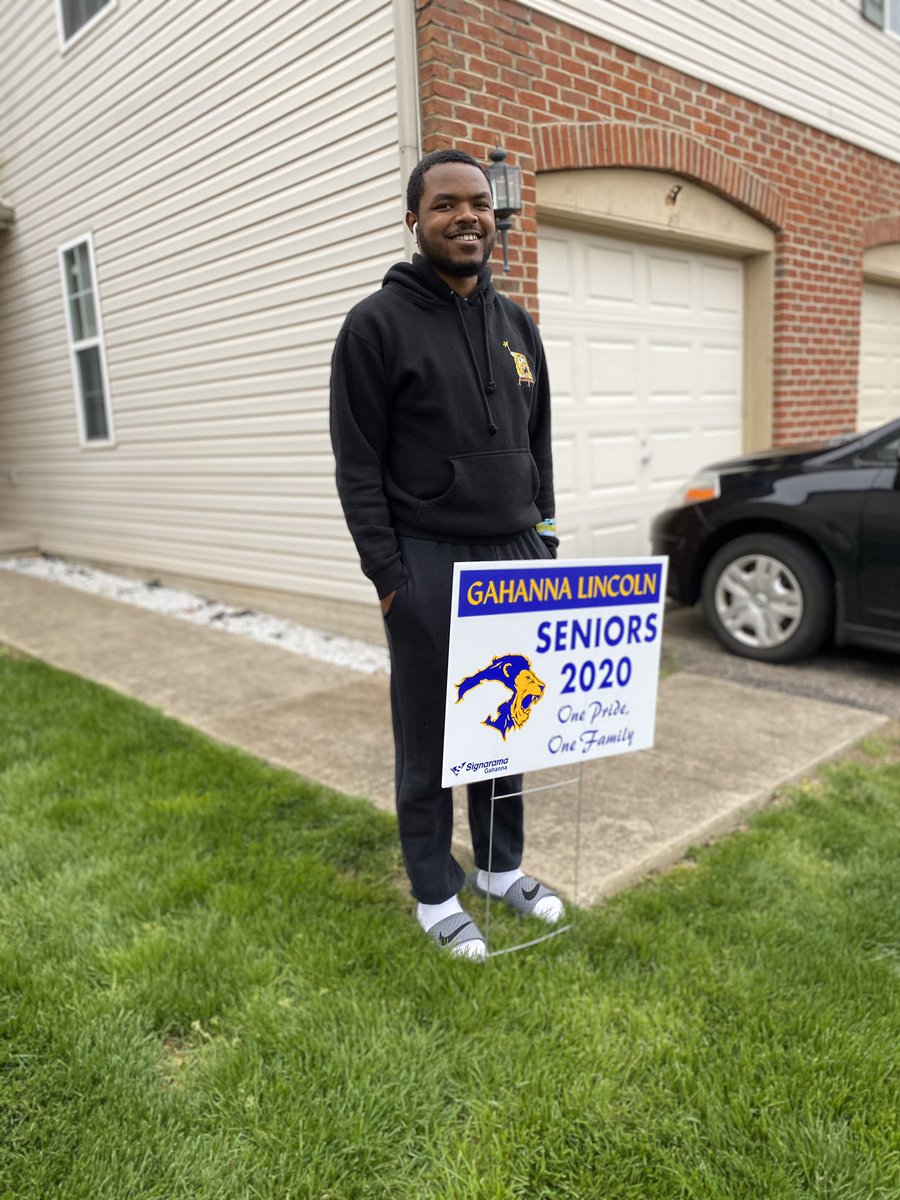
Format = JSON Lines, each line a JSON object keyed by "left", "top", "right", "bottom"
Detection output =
{"left": 382, "top": 254, "right": 497, "bottom": 308}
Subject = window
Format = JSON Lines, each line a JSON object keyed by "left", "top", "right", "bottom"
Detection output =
{"left": 862, "top": 0, "right": 900, "bottom": 35}
{"left": 860, "top": 431, "right": 900, "bottom": 464}
{"left": 59, "top": 234, "right": 115, "bottom": 446}
{"left": 57, "top": 0, "right": 115, "bottom": 47}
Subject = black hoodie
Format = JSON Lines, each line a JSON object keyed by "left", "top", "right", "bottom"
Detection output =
{"left": 330, "top": 255, "right": 556, "bottom": 598}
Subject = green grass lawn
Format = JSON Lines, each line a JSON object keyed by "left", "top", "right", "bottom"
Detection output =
{"left": 1, "top": 647, "right": 898, "bottom": 1200}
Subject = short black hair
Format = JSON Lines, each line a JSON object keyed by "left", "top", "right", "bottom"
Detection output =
{"left": 405, "top": 149, "right": 489, "bottom": 216}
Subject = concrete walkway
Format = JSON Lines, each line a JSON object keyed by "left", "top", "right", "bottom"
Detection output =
{"left": 0, "top": 570, "right": 888, "bottom": 904}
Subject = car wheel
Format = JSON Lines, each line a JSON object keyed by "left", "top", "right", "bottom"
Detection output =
{"left": 701, "top": 533, "right": 833, "bottom": 663}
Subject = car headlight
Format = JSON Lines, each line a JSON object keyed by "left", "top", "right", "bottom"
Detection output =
{"left": 667, "top": 469, "right": 721, "bottom": 508}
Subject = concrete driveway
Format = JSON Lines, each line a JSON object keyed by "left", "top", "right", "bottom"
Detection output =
{"left": 662, "top": 603, "right": 900, "bottom": 718}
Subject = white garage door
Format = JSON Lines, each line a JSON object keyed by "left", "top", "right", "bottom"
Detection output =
{"left": 538, "top": 225, "right": 744, "bottom": 558}
{"left": 860, "top": 282, "right": 900, "bottom": 431}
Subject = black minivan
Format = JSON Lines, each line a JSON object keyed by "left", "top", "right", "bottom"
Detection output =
{"left": 650, "top": 417, "right": 900, "bottom": 662}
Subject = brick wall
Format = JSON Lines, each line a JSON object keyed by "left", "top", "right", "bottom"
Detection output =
{"left": 415, "top": 0, "right": 900, "bottom": 441}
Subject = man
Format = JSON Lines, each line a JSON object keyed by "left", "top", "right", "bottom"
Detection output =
{"left": 330, "top": 149, "right": 562, "bottom": 958}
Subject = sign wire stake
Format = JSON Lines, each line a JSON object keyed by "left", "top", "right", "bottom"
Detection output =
{"left": 483, "top": 775, "right": 496, "bottom": 957}
{"left": 573, "top": 760, "right": 584, "bottom": 917}
{"left": 482, "top": 763, "right": 584, "bottom": 960}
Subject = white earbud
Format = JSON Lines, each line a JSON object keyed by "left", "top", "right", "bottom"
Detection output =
{"left": 412, "top": 222, "right": 419, "bottom": 240}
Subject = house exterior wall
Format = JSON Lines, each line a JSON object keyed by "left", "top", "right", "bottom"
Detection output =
{"left": 522, "top": 0, "right": 900, "bottom": 164}
{"left": 0, "top": 0, "right": 414, "bottom": 609}
{"left": 415, "top": 0, "right": 900, "bottom": 442}
{"left": 3, "top": 0, "right": 900, "bottom": 622}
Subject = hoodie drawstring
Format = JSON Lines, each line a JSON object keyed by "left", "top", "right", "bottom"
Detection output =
{"left": 453, "top": 291, "right": 498, "bottom": 435}
{"left": 480, "top": 293, "right": 496, "bottom": 398}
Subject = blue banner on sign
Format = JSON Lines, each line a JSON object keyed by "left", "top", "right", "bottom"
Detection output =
{"left": 457, "top": 563, "right": 663, "bottom": 617}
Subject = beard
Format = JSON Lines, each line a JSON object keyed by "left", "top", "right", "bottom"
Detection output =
{"left": 419, "top": 230, "right": 497, "bottom": 277}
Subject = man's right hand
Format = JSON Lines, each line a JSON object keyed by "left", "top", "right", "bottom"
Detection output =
{"left": 380, "top": 591, "right": 396, "bottom": 616}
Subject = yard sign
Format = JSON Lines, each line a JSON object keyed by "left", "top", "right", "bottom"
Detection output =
{"left": 441, "top": 557, "right": 668, "bottom": 788}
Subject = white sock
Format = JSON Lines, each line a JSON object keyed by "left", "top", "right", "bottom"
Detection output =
{"left": 416, "top": 895, "right": 463, "bottom": 932}
{"left": 476, "top": 867, "right": 523, "bottom": 897}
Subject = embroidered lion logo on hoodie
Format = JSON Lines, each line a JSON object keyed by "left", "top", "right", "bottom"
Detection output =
{"left": 455, "top": 653, "right": 546, "bottom": 740}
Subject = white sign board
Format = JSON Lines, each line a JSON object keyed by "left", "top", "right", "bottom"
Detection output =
{"left": 441, "top": 557, "right": 668, "bottom": 787}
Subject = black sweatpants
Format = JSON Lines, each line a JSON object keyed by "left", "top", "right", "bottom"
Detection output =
{"left": 382, "top": 528, "right": 552, "bottom": 904}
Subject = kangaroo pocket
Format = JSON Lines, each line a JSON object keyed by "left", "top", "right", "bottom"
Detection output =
{"left": 412, "top": 448, "right": 541, "bottom": 538}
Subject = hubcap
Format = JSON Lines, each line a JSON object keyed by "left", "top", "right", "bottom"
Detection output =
{"left": 714, "top": 553, "right": 804, "bottom": 649}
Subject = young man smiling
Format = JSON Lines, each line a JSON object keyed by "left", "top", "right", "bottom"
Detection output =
{"left": 330, "top": 149, "right": 562, "bottom": 957}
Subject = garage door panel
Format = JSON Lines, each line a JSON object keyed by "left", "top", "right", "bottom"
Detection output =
{"left": 863, "top": 351, "right": 889, "bottom": 386}
{"left": 700, "top": 425, "right": 744, "bottom": 462}
{"left": 542, "top": 335, "right": 575, "bottom": 401}
{"left": 702, "top": 343, "right": 742, "bottom": 398}
{"left": 565, "top": 496, "right": 651, "bottom": 557}
{"left": 647, "top": 340, "right": 694, "bottom": 401}
{"left": 587, "top": 337, "right": 639, "bottom": 398}
{"left": 590, "top": 516, "right": 643, "bottom": 558}
{"left": 537, "top": 233, "right": 571, "bottom": 296}
{"left": 552, "top": 435, "right": 578, "bottom": 503}
{"left": 539, "top": 223, "right": 743, "bottom": 557}
{"left": 586, "top": 246, "right": 637, "bottom": 306}
{"left": 647, "top": 255, "right": 692, "bottom": 310}
{"left": 589, "top": 433, "right": 643, "bottom": 493}
{"left": 860, "top": 282, "right": 900, "bottom": 431}
{"left": 863, "top": 284, "right": 893, "bottom": 326}
{"left": 647, "top": 428, "right": 698, "bottom": 486}
{"left": 701, "top": 263, "right": 742, "bottom": 315}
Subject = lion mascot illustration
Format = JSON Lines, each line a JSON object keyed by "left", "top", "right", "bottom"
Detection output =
{"left": 455, "top": 653, "right": 546, "bottom": 740}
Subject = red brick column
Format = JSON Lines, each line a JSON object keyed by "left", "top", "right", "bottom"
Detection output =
{"left": 414, "top": 0, "right": 900, "bottom": 441}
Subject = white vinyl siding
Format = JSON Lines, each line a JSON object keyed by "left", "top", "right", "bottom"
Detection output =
{"left": 0, "top": 0, "right": 411, "bottom": 605}
{"left": 59, "top": 233, "right": 114, "bottom": 445}
{"left": 522, "top": 0, "right": 900, "bottom": 165}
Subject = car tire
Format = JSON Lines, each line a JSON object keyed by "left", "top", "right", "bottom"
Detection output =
{"left": 701, "top": 533, "right": 833, "bottom": 663}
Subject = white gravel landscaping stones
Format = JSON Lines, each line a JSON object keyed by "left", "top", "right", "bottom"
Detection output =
{"left": 0, "top": 555, "right": 390, "bottom": 675}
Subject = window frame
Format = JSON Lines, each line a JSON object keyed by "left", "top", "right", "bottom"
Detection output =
{"left": 861, "top": 0, "right": 900, "bottom": 35}
{"left": 58, "top": 231, "right": 116, "bottom": 449}
{"left": 55, "top": 0, "right": 117, "bottom": 51}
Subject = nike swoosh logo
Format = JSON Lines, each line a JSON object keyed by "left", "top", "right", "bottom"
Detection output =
{"left": 439, "top": 921, "right": 472, "bottom": 946}
{"left": 522, "top": 882, "right": 541, "bottom": 902}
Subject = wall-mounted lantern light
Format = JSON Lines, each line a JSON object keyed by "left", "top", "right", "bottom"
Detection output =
{"left": 486, "top": 147, "right": 522, "bottom": 274}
